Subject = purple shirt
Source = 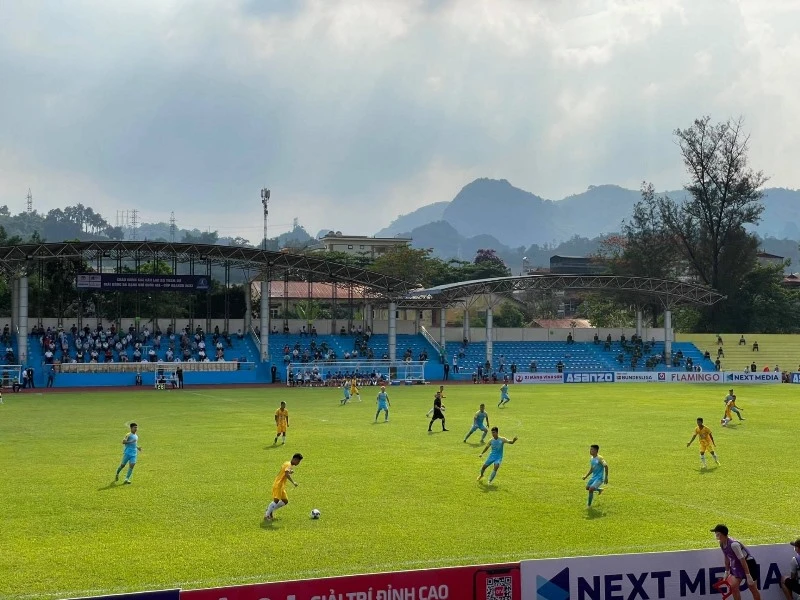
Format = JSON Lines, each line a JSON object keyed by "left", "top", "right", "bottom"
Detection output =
{"left": 721, "top": 537, "right": 752, "bottom": 579}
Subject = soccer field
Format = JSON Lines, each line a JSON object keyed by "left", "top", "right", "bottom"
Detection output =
{"left": 0, "top": 382, "right": 796, "bottom": 600}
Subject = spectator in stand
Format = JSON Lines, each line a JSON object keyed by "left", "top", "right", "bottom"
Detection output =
{"left": 310, "top": 325, "right": 317, "bottom": 338}
{"left": 739, "top": 334, "right": 746, "bottom": 346}
{"left": 763, "top": 366, "right": 770, "bottom": 372}
{"left": 751, "top": 361, "right": 757, "bottom": 373}
{"left": 774, "top": 365, "right": 780, "bottom": 373}
{"left": 715, "top": 359, "right": 721, "bottom": 371}
{"left": 717, "top": 347, "right": 725, "bottom": 359}
{"left": 452, "top": 354, "right": 459, "bottom": 374}
{"left": 530, "top": 360, "right": 537, "bottom": 372}
{"left": 716, "top": 334, "right": 723, "bottom": 346}
{"left": 566, "top": 332, "right": 574, "bottom": 345}
{"left": 752, "top": 340, "right": 759, "bottom": 352}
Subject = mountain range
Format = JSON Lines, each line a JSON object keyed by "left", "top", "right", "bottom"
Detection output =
{"left": 376, "top": 178, "right": 800, "bottom": 266}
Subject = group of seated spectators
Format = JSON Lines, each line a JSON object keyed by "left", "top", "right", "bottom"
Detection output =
{"left": 283, "top": 325, "right": 400, "bottom": 365}
{"left": 287, "top": 367, "right": 388, "bottom": 387}
{"left": 31, "top": 323, "right": 236, "bottom": 364}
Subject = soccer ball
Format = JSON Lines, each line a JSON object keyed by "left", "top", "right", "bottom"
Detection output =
{"left": 721, "top": 418, "right": 728, "bottom": 427}
{"left": 310, "top": 508, "right": 321, "bottom": 519}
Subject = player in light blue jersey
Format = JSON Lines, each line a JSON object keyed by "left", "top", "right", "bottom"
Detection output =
{"left": 464, "top": 403, "right": 490, "bottom": 443}
{"left": 340, "top": 384, "right": 352, "bottom": 405}
{"left": 478, "top": 427, "right": 518, "bottom": 484}
{"left": 375, "top": 386, "right": 390, "bottom": 422}
{"left": 498, "top": 383, "right": 510, "bottom": 407}
{"left": 115, "top": 422, "right": 142, "bottom": 484}
{"left": 582, "top": 444, "right": 609, "bottom": 506}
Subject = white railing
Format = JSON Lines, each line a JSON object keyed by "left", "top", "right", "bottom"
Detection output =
{"left": 56, "top": 361, "right": 254, "bottom": 374}
{"left": 420, "top": 325, "right": 443, "bottom": 356}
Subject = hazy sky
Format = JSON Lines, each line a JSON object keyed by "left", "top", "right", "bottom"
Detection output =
{"left": 1, "top": 0, "right": 798, "bottom": 242}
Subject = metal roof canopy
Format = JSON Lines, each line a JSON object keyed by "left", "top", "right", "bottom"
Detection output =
{"left": 0, "top": 241, "right": 413, "bottom": 295}
{"left": 393, "top": 274, "right": 726, "bottom": 308}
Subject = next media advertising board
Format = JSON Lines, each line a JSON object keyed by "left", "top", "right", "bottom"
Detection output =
{"left": 523, "top": 543, "right": 791, "bottom": 600}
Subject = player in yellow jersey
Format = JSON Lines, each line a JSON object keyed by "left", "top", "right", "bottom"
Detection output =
{"left": 264, "top": 453, "right": 303, "bottom": 521}
{"left": 349, "top": 377, "right": 361, "bottom": 402}
{"left": 722, "top": 389, "right": 744, "bottom": 426}
{"left": 274, "top": 401, "right": 289, "bottom": 445}
{"left": 687, "top": 417, "right": 720, "bottom": 469}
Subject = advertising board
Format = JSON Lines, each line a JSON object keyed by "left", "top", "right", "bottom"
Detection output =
{"left": 523, "top": 543, "right": 790, "bottom": 600}
{"left": 514, "top": 373, "right": 563, "bottom": 384}
{"left": 181, "top": 563, "right": 520, "bottom": 600}
{"left": 563, "top": 373, "right": 615, "bottom": 383}
{"left": 77, "top": 273, "right": 210, "bottom": 292}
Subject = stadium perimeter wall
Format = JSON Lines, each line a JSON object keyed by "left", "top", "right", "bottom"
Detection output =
{"left": 65, "top": 543, "right": 794, "bottom": 599}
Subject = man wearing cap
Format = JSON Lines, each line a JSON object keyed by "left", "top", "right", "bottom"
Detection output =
{"left": 711, "top": 524, "right": 762, "bottom": 600}
{"left": 780, "top": 539, "right": 800, "bottom": 600}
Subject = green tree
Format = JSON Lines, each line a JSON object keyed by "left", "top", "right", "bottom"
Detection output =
{"left": 493, "top": 303, "right": 525, "bottom": 327}
{"left": 576, "top": 294, "right": 635, "bottom": 327}
{"left": 657, "top": 118, "right": 765, "bottom": 288}
{"left": 370, "top": 246, "right": 440, "bottom": 287}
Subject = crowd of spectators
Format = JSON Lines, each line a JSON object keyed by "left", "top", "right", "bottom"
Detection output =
{"left": 30, "top": 323, "right": 236, "bottom": 364}
{"left": 287, "top": 367, "right": 389, "bottom": 387}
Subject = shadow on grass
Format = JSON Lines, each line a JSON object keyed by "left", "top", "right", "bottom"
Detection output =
{"left": 97, "top": 481, "right": 124, "bottom": 492}
{"left": 477, "top": 481, "right": 504, "bottom": 493}
{"left": 697, "top": 465, "right": 721, "bottom": 475}
{"left": 585, "top": 506, "right": 606, "bottom": 519}
{"left": 264, "top": 444, "right": 285, "bottom": 450}
{"left": 259, "top": 519, "right": 278, "bottom": 530}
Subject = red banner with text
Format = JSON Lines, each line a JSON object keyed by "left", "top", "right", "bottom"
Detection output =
{"left": 181, "top": 563, "right": 519, "bottom": 600}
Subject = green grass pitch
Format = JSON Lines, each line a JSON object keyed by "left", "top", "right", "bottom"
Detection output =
{"left": 0, "top": 383, "right": 796, "bottom": 599}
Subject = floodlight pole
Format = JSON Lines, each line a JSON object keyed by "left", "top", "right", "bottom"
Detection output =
{"left": 260, "top": 188, "right": 271, "bottom": 362}
{"left": 260, "top": 188, "right": 270, "bottom": 251}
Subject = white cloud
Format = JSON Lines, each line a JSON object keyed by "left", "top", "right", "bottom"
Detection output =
{"left": 0, "top": 0, "right": 798, "bottom": 239}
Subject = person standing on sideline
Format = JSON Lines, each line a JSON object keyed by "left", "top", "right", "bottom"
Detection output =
{"left": 375, "top": 386, "right": 390, "bottom": 422}
{"left": 264, "top": 453, "right": 303, "bottom": 522}
{"left": 498, "top": 382, "right": 511, "bottom": 407}
{"left": 780, "top": 539, "right": 800, "bottom": 600}
{"left": 582, "top": 444, "right": 608, "bottom": 507}
{"left": 687, "top": 417, "right": 720, "bottom": 468}
{"left": 428, "top": 391, "right": 448, "bottom": 432}
{"left": 452, "top": 354, "right": 459, "bottom": 374}
{"left": 46, "top": 365, "right": 55, "bottom": 388}
{"left": 464, "top": 403, "right": 490, "bottom": 443}
{"left": 176, "top": 365, "right": 184, "bottom": 389}
{"left": 115, "top": 423, "right": 142, "bottom": 484}
{"left": 477, "top": 427, "right": 517, "bottom": 484}
{"left": 443, "top": 361, "right": 449, "bottom": 381}
{"left": 711, "top": 524, "right": 762, "bottom": 600}
{"left": 274, "top": 401, "right": 289, "bottom": 445}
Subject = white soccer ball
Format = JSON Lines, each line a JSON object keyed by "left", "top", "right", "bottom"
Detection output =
{"left": 310, "top": 508, "right": 321, "bottom": 519}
